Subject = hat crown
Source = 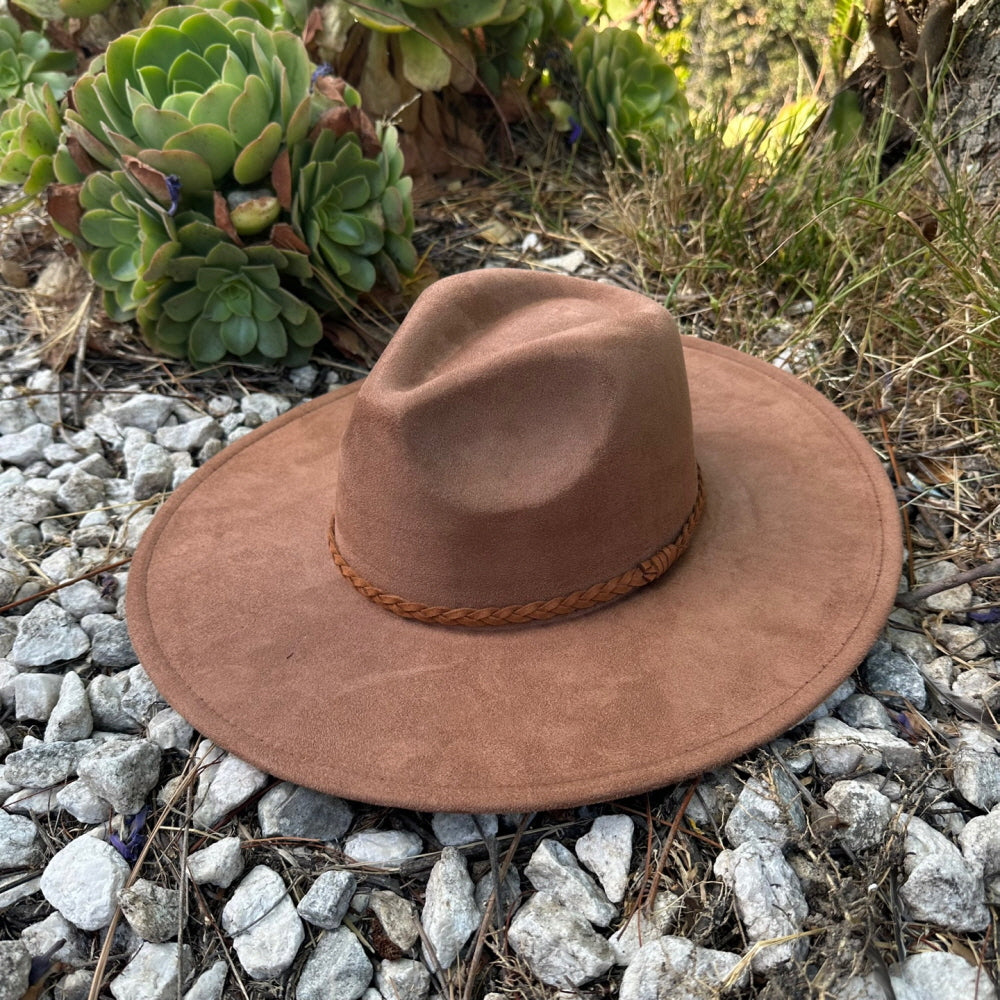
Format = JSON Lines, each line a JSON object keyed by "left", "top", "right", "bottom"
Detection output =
{"left": 333, "top": 270, "right": 698, "bottom": 610}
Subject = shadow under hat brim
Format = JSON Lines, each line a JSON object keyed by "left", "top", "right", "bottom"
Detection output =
{"left": 127, "top": 338, "right": 902, "bottom": 813}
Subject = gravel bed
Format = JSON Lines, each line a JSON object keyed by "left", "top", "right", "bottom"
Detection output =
{"left": 0, "top": 324, "right": 998, "bottom": 1000}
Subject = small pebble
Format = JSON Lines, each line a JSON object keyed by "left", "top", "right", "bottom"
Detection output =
{"left": 508, "top": 892, "right": 614, "bottom": 988}
{"left": 297, "top": 870, "right": 357, "bottom": 930}
{"left": 257, "top": 782, "right": 353, "bottom": 841}
{"left": 108, "top": 942, "right": 193, "bottom": 1000}
{"left": 0, "top": 941, "right": 30, "bottom": 1000}
{"left": 369, "top": 890, "right": 420, "bottom": 952}
{"left": 524, "top": 838, "right": 616, "bottom": 927}
{"left": 181, "top": 961, "right": 227, "bottom": 1000}
{"left": 714, "top": 839, "right": 808, "bottom": 973}
{"left": 862, "top": 640, "right": 927, "bottom": 708}
{"left": 824, "top": 780, "right": 894, "bottom": 852}
{"left": 40, "top": 836, "right": 130, "bottom": 931}
{"left": 119, "top": 879, "right": 180, "bottom": 943}
{"left": 44, "top": 671, "right": 93, "bottom": 742}
{"left": 421, "top": 847, "right": 479, "bottom": 969}
{"left": 343, "top": 830, "right": 423, "bottom": 868}
{"left": 576, "top": 814, "right": 634, "bottom": 903}
{"left": 430, "top": 812, "right": 497, "bottom": 846}
{"left": 295, "top": 926, "right": 373, "bottom": 1000}
{"left": 10, "top": 602, "right": 89, "bottom": 667}
{"left": 221, "top": 866, "right": 303, "bottom": 980}
{"left": 186, "top": 837, "right": 244, "bottom": 888}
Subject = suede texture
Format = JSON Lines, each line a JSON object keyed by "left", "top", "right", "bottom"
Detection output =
{"left": 334, "top": 273, "right": 696, "bottom": 607}
{"left": 126, "top": 270, "right": 903, "bottom": 813}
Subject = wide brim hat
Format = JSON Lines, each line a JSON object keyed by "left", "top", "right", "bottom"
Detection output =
{"left": 127, "top": 270, "right": 902, "bottom": 813}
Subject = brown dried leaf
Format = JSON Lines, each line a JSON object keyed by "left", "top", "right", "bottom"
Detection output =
{"left": 271, "top": 149, "right": 292, "bottom": 210}
{"left": 65, "top": 134, "right": 97, "bottom": 178}
{"left": 270, "top": 223, "right": 311, "bottom": 255}
{"left": 312, "top": 105, "right": 382, "bottom": 159}
{"left": 213, "top": 191, "right": 243, "bottom": 246}
{"left": 122, "top": 156, "right": 169, "bottom": 204}
{"left": 302, "top": 5, "right": 323, "bottom": 47}
{"left": 322, "top": 321, "right": 377, "bottom": 367}
{"left": 46, "top": 183, "right": 83, "bottom": 238}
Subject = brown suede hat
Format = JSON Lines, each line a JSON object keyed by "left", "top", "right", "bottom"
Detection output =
{"left": 127, "top": 269, "right": 902, "bottom": 812}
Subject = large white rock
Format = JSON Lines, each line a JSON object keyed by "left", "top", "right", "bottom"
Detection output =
{"left": 507, "top": 892, "right": 614, "bottom": 988}
{"left": 10, "top": 602, "right": 89, "bottom": 667}
{"left": 576, "top": 814, "right": 634, "bottom": 903}
{"left": 376, "top": 958, "right": 430, "bottom": 1000}
{"left": 0, "top": 810, "right": 42, "bottom": 869}
{"left": 77, "top": 738, "right": 161, "bottom": 814}
{"left": 824, "top": 780, "right": 894, "bottom": 852}
{"left": 809, "top": 717, "right": 920, "bottom": 778}
{"left": 343, "top": 830, "right": 422, "bottom": 868}
{"left": 890, "top": 950, "right": 997, "bottom": 1000}
{"left": 959, "top": 807, "right": 1000, "bottom": 901}
{"left": 257, "top": 782, "right": 353, "bottom": 841}
{"left": 221, "top": 866, "right": 303, "bottom": 980}
{"left": 619, "top": 935, "right": 748, "bottom": 1000}
{"left": 20, "top": 911, "right": 87, "bottom": 968}
{"left": 421, "top": 847, "right": 479, "bottom": 969}
{"left": 40, "top": 836, "right": 130, "bottom": 931}
{"left": 369, "top": 890, "right": 420, "bottom": 952}
{"left": 13, "top": 673, "right": 63, "bottom": 723}
{"left": 297, "top": 870, "right": 356, "bottom": 930}
{"left": 119, "top": 879, "right": 180, "bottom": 943}
{"left": 107, "top": 394, "right": 175, "bottom": 433}
{"left": 524, "top": 839, "right": 616, "bottom": 927}
{"left": 899, "top": 814, "right": 990, "bottom": 932}
{"left": 109, "top": 942, "right": 193, "bottom": 1000}
{"left": 191, "top": 751, "right": 267, "bottom": 827}
{"left": 186, "top": 837, "right": 244, "bottom": 888}
{"left": 724, "top": 770, "right": 805, "bottom": 848}
{"left": 951, "top": 725, "right": 1000, "bottom": 811}
{"left": 295, "top": 926, "right": 372, "bottom": 1000}
{"left": 182, "top": 960, "right": 227, "bottom": 1000}
{"left": 44, "top": 671, "right": 93, "bottom": 742}
{"left": 714, "top": 840, "right": 808, "bottom": 973}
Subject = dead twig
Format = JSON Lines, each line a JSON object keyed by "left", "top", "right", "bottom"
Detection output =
{"left": 0, "top": 556, "right": 132, "bottom": 614}
{"left": 895, "top": 557, "right": 1000, "bottom": 610}
{"left": 643, "top": 779, "right": 699, "bottom": 916}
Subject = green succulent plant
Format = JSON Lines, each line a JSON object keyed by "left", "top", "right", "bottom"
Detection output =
{"left": 291, "top": 110, "right": 416, "bottom": 304}
{"left": 476, "top": 0, "right": 576, "bottom": 93}
{"left": 0, "top": 14, "right": 75, "bottom": 106}
{"left": 192, "top": 0, "right": 281, "bottom": 28}
{"left": 137, "top": 217, "right": 324, "bottom": 365}
{"left": 318, "top": 0, "right": 573, "bottom": 96}
{"left": 571, "top": 24, "right": 688, "bottom": 161}
{"left": 0, "top": 83, "right": 82, "bottom": 200}
{"left": 76, "top": 170, "right": 181, "bottom": 320}
{"left": 66, "top": 5, "right": 313, "bottom": 201}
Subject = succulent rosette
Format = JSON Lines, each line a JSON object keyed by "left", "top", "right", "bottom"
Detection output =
{"left": 0, "top": 83, "right": 83, "bottom": 199}
{"left": 0, "top": 15, "right": 75, "bottom": 106}
{"left": 137, "top": 217, "right": 324, "bottom": 365}
{"left": 76, "top": 170, "right": 181, "bottom": 320}
{"left": 290, "top": 117, "right": 416, "bottom": 303}
{"left": 571, "top": 25, "right": 689, "bottom": 161}
{"left": 66, "top": 5, "right": 313, "bottom": 200}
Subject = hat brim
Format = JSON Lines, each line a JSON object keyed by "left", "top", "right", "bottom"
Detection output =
{"left": 127, "top": 338, "right": 901, "bottom": 813}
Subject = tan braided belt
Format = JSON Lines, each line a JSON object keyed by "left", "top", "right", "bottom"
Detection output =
{"left": 328, "top": 468, "right": 705, "bottom": 628}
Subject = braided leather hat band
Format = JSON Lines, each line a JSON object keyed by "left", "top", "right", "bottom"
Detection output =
{"left": 328, "top": 469, "right": 705, "bottom": 628}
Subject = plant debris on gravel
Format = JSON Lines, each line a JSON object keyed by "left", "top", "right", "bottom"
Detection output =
{"left": 1, "top": 162, "right": 999, "bottom": 1000}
